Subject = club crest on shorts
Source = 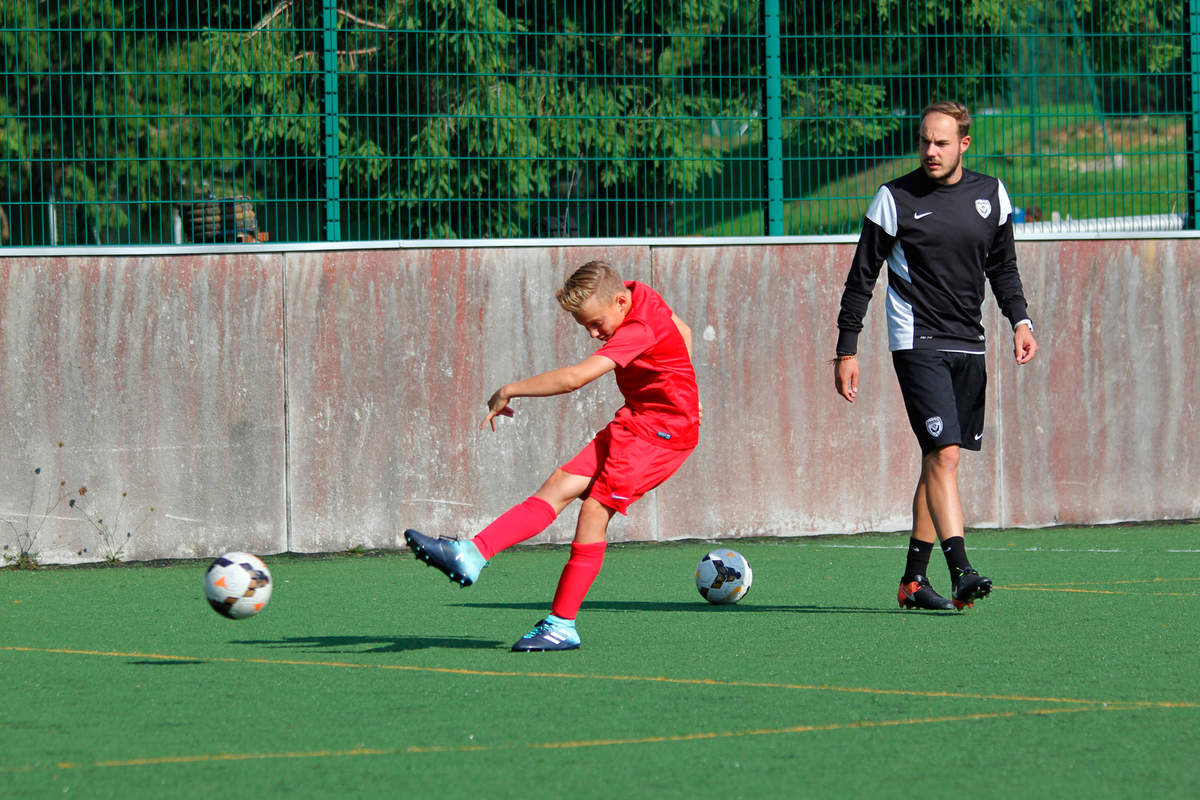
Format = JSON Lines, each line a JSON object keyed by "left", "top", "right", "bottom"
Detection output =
{"left": 925, "top": 416, "right": 944, "bottom": 437}
{"left": 975, "top": 199, "right": 991, "bottom": 218}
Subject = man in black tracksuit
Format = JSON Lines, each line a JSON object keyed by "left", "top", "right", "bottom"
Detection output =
{"left": 834, "top": 101, "right": 1039, "bottom": 611}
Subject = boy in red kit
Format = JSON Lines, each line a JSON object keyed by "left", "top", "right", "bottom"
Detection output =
{"left": 404, "top": 260, "right": 700, "bottom": 651}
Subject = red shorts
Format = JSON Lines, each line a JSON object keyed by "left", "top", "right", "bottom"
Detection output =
{"left": 561, "top": 422, "right": 695, "bottom": 515}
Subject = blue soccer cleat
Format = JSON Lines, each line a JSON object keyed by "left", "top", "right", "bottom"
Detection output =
{"left": 404, "top": 529, "right": 487, "bottom": 586}
{"left": 511, "top": 615, "right": 581, "bottom": 652}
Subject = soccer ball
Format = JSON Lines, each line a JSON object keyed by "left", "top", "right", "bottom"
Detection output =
{"left": 204, "top": 552, "right": 273, "bottom": 619}
{"left": 695, "top": 548, "right": 753, "bottom": 604}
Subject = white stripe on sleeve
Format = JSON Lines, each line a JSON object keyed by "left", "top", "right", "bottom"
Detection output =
{"left": 865, "top": 186, "right": 898, "bottom": 236}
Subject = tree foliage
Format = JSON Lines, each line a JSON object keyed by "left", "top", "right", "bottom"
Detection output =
{"left": 1067, "top": 0, "right": 1185, "bottom": 113}
{"left": 0, "top": 0, "right": 1188, "bottom": 243}
{"left": 778, "top": 0, "right": 1013, "bottom": 158}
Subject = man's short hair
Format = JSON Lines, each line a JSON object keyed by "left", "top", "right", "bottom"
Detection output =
{"left": 556, "top": 261, "right": 626, "bottom": 312}
{"left": 920, "top": 101, "right": 971, "bottom": 139}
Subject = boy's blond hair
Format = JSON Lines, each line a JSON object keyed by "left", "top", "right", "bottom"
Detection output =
{"left": 556, "top": 261, "right": 627, "bottom": 313}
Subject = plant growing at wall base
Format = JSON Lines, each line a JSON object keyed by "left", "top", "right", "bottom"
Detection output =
{"left": 70, "top": 488, "right": 155, "bottom": 564}
{"left": 2, "top": 465, "right": 71, "bottom": 570}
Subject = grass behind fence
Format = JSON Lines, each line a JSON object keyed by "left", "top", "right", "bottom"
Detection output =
{"left": 695, "top": 106, "right": 1189, "bottom": 236}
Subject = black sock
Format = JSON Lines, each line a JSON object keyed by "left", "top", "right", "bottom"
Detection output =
{"left": 941, "top": 536, "right": 973, "bottom": 580}
{"left": 902, "top": 538, "right": 934, "bottom": 583}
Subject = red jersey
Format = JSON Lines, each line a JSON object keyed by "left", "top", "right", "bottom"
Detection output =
{"left": 593, "top": 282, "right": 700, "bottom": 450}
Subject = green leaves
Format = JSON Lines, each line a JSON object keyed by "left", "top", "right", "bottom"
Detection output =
{"left": 0, "top": 0, "right": 1184, "bottom": 241}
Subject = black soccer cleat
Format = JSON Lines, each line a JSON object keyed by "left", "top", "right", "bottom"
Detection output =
{"left": 403, "top": 529, "right": 486, "bottom": 587}
{"left": 897, "top": 574, "right": 955, "bottom": 610}
{"left": 951, "top": 569, "right": 992, "bottom": 610}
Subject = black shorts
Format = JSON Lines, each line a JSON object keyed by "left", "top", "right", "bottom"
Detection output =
{"left": 891, "top": 350, "right": 986, "bottom": 455}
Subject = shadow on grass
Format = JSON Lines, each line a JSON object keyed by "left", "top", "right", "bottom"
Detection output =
{"left": 454, "top": 600, "right": 955, "bottom": 616}
{"left": 228, "top": 635, "right": 507, "bottom": 653}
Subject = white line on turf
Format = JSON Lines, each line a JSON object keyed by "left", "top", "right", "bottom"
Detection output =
{"left": 806, "top": 544, "right": 1196, "bottom": 554}
{"left": 814, "top": 544, "right": 1200, "bottom": 554}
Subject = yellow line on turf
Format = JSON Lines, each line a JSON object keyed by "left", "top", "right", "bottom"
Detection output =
{"left": 3, "top": 645, "right": 1197, "bottom": 710}
{"left": 1003, "top": 577, "right": 1200, "bottom": 588}
{"left": 525, "top": 706, "right": 1107, "bottom": 750}
{"left": 1000, "top": 586, "right": 1198, "bottom": 597}
{"left": 1, "top": 704, "right": 1154, "bottom": 773}
{"left": 998, "top": 576, "right": 1200, "bottom": 597}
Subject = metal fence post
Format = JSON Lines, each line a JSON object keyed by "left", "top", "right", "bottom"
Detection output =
{"left": 1191, "top": 0, "right": 1200, "bottom": 229}
{"left": 763, "top": 0, "right": 784, "bottom": 236}
{"left": 322, "top": 0, "right": 341, "bottom": 242}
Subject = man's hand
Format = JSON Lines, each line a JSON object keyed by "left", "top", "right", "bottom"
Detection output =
{"left": 481, "top": 389, "right": 515, "bottom": 431}
{"left": 834, "top": 356, "right": 859, "bottom": 403}
{"left": 1014, "top": 325, "right": 1038, "bottom": 365}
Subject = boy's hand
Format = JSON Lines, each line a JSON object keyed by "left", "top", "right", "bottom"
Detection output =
{"left": 481, "top": 390, "right": 515, "bottom": 431}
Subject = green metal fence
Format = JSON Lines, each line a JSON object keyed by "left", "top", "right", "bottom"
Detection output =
{"left": 0, "top": 0, "right": 1194, "bottom": 246}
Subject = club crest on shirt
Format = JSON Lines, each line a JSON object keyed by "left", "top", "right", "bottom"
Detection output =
{"left": 975, "top": 199, "right": 991, "bottom": 218}
{"left": 925, "top": 416, "right": 944, "bottom": 437}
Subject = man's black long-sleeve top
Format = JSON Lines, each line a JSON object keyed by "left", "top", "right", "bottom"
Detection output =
{"left": 837, "top": 167, "right": 1032, "bottom": 356}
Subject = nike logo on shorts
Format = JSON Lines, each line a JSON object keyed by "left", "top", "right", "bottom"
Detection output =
{"left": 974, "top": 433, "right": 984, "bottom": 440}
{"left": 915, "top": 211, "right": 933, "bottom": 219}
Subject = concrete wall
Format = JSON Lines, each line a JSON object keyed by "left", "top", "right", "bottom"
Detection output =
{"left": 1, "top": 240, "right": 1196, "bottom": 565}
{"left": 0, "top": 255, "right": 286, "bottom": 565}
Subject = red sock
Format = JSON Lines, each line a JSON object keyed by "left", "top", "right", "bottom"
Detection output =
{"left": 551, "top": 541, "right": 607, "bottom": 620}
{"left": 472, "top": 497, "right": 557, "bottom": 560}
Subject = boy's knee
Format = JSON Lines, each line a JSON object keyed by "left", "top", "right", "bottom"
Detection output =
{"left": 535, "top": 469, "right": 591, "bottom": 511}
{"left": 543, "top": 468, "right": 573, "bottom": 490}
{"left": 574, "top": 497, "right": 615, "bottom": 544}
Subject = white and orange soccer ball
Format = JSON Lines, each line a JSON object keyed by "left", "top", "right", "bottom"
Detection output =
{"left": 204, "top": 552, "right": 273, "bottom": 619}
{"left": 695, "top": 548, "right": 753, "bottom": 604}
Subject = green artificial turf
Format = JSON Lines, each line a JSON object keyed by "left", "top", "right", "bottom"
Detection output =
{"left": 2, "top": 523, "right": 1198, "bottom": 798}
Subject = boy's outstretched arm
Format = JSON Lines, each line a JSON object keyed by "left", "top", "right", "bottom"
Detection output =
{"left": 482, "top": 354, "right": 617, "bottom": 431}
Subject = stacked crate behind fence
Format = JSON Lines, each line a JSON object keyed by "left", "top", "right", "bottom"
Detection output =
{"left": 180, "top": 196, "right": 267, "bottom": 243}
